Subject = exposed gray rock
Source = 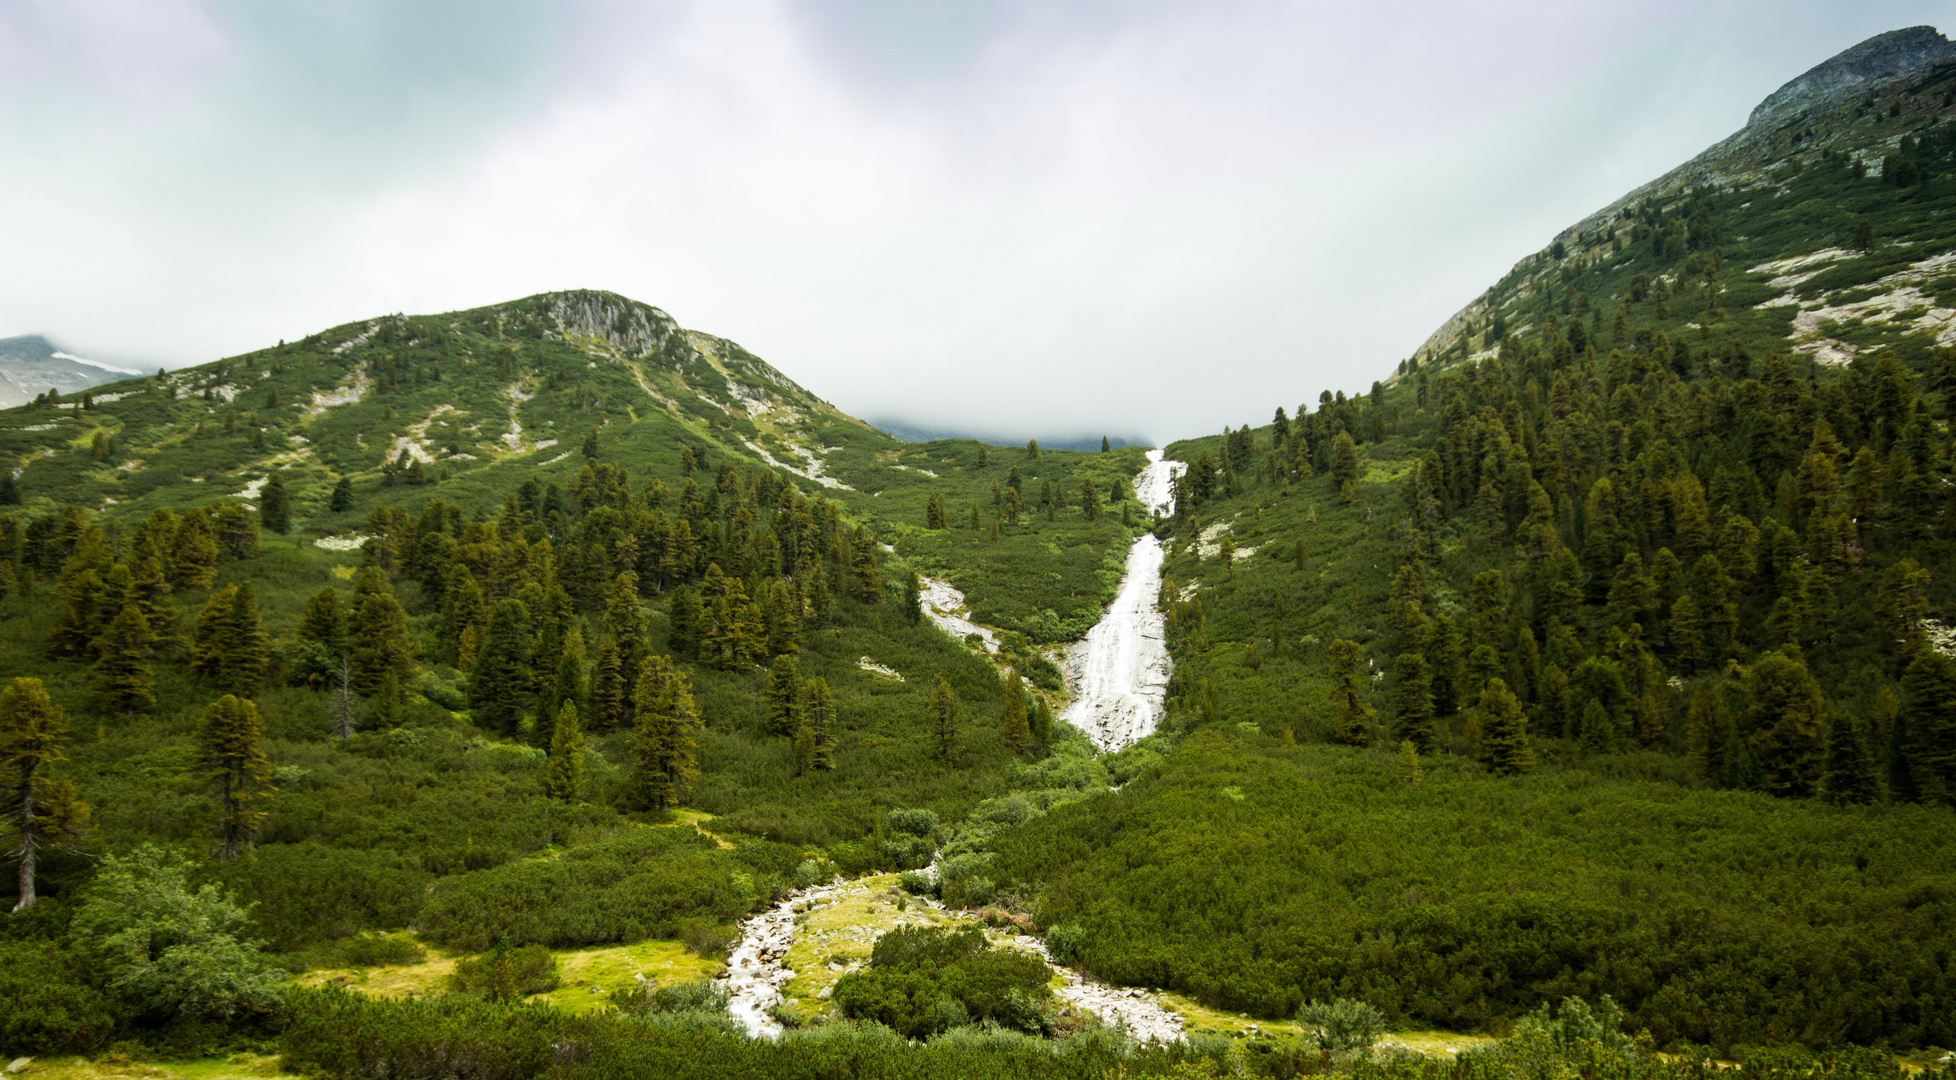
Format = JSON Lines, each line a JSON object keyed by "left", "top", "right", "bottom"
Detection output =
{"left": 1750, "top": 26, "right": 1956, "bottom": 130}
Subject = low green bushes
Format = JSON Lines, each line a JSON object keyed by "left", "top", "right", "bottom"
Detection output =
{"left": 830, "top": 926, "right": 1053, "bottom": 1038}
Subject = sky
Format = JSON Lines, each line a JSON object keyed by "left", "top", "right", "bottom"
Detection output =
{"left": 1, "top": 1, "right": 1952, "bottom": 444}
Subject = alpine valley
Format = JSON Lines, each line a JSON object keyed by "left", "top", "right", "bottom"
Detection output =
{"left": 7, "top": 24, "right": 1956, "bottom": 1080}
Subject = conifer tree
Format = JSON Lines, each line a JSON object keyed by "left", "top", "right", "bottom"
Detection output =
{"left": 217, "top": 583, "right": 268, "bottom": 696}
{"left": 212, "top": 501, "right": 260, "bottom": 562}
{"left": 555, "top": 627, "right": 589, "bottom": 730}
{"left": 902, "top": 570, "right": 922, "bottom": 624}
{"left": 591, "top": 635, "right": 627, "bottom": 733}
{"left": 928, "top": 676, "right": 959, "bottom": 759}
{"left": 329, "top": 476, "right": 354, "bottom": 512}
{"left": 1327, "top": 639, "right": 1373, "bottom": 745}
{"left": 763, "top": 655, "right": 801, "bottom": 738}
{"left": 1392, "top": 650, "right": 1434, "bottom": 753}
{"left": 259, "top": 475, "right": 291, "bottom": 535}
{"left": 1002, "top": 674, "right": 1031, "bottom": 754}
{"left": 330, "top": 659, "right": 356, "bottom": 740}
{"left": 1397, "top": 740, "right": 1421, "bottom": 784}
{"left": 170, "top": 508, "right": 220, "bottom": 590}
{"left": 630, "top": 657, "right": 700, "bottom": 811}
{"left": 190, "top": 585, "right": 237, "bottom": 680}
{"left": 193, "top": 695, "right": 271, "bottom": 862}
{"left": 93, "top": 605, "right": 156, "bottom": 715}
{"left": 1029, "top": 696, "right": 1053, "bottom": 751}
{"left": 350, "top": 568, "right": 411, "bottom": 694}
{"left": 544, "top": 700, "right": 584, "bottom": 802}
{"left": 370, "top": 668, "right": 402, "bottom": 730}
{"left": 1475, "top": 678, "right": 1532, "bottom": 776}
{"left": 666, "top": 585, "right": 703, "bottom": 661}
{"left": 1081, "top": 478, "right": 1101, "bottom": 520}
{"left": 926, "top": 493, "right": 948, "bottom": 529}
{"left": 604, "top": 572, "right": 650, "bottom": 695}
{"left": 470, "top": 599, "right": 534, "bottom": 737}
{"left": 1331, "top": 431, "right": 1360, "bottom": 504}
{"left": 764, "top": 578, "right": 802, "bottom": 654}
{"left": 2, "top": 677, "right": 90, "bottom": 911}
{"left": 1902, "top": 650, "right": 1956, "bottom": 805}
{"left": 1745, "top": 651, "right": 1828, "bottom": 799}
{"left": 803, "top": 677, "right": 836, "bottom": 770}
{"left": 297, "top": 588, "right": 346, "bottom": 656}
{"left": 1822, "top": 709, "right": 1879, "bottom": 805}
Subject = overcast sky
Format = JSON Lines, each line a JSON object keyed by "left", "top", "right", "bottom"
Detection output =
{"left": 0, "top": 1, "right": 1950, "bottom": 444}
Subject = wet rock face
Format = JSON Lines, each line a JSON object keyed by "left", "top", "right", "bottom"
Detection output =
{"left": 1749, "top": 26, "right": 1956, "bottom": 129}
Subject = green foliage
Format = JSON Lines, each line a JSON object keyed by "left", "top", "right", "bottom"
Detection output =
{"left": 1296, "top": 996, "right": 1385, "bottom": 1053}
{"left": 832, "top": 925, "right": 1054, "bottom": 1038}
{"left": 453, "top": 940, "right": 561, "bottom": 1000}
{"left": 414, "top": 826, "right": 759, "bottom": 951}
{"left": 70, "top": 844, "right": 285, "bottom": 1021}
{"left": 990, "top": 732, "right": 1956, "bottom": 1047}
{"left": 0, "top": 939, "right": 121, "bottom": 1052}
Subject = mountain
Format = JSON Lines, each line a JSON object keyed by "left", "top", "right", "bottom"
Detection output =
{"left": 873, "top": 417, "right": 1148, "bottom": 452}
{"left": 1413, "top": 24, "right": 1956, "bottom": 373}
{"left": 0, "top": 333, "right": 143, "bottom": 407}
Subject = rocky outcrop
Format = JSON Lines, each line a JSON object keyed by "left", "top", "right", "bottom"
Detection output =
{"left": 545, "top": 290, "right": 696, "bottom": 364}
{"left": 1749, "top": 26, "right": 1956, "bottom": 130}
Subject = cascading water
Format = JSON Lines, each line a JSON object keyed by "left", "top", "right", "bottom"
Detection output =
{"left": 1061, "top": 450, "right": 1186, "bottom": 752}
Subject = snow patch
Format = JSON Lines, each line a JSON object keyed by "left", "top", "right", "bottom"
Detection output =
{"left": 51, "top": 351, "right": 141, "bottom": 375}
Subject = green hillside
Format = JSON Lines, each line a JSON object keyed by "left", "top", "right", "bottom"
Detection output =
{"left": 11, "top": 26, "right": 1956, "bottom": 1080}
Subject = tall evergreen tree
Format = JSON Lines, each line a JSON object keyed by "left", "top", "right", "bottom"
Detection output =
{"left": 666, "top": 585, "right": 703, "bottom": 661}
{"left": 1475, "top": 678, "right": 1533, "bottom": 776}
{"left": 190, "top": 585, "right": 238, "bottom": 680}
{"left": 763, "top": 655, "right": 801, "bottom": 738}
{"left": 544, "top": 700, "right": 584, "bottom": 802}
{"left": 629, "top": 657, "right": 700, "bottom": 811}
{"left": 169, "top": 509, "right": 219, "bottom": 589}
{"left": 1902, "top": 650, "right": 1956, "bottom": 805}
{"left": 1327, "top": 639, "right": 1373, "bottom": 745}
{"left": 591, "top": 634, "right": 627, "bottom": 733}
{"left": 350, "top": 568, "right": 411, "bottom": 694}
{"left": 470, "top": 599, "right": 535, "bottom": 737}
{"left": 296, "top": 587, "right": 346, "bottom": 656}
{"left": 93, "top": 605, "right": 156, "bottom": 715}
{"left": 928, "top": 676, "right": 959, "bottom": 760}
{"left": 1029, "top": 696, "right": 1053, "bottom": 751}
{"left": 1, "top": 677, "right": 90, "bottom": 911}
{"left": 329, "top": 476, "right": 354, "bottom": 512}
{"left": 803, "top": 677, "right": 836, "bottom": 770}
{"left": 554, "top": 627, "right": 589, "bottom": 731}
{"left": 1331, "top": 431, "right": 1360, "bottom": 504}
{"left": 193, "top": 695, "right": 271, "bottom": 862}
{"left": 1822, "top": 709, "right": 1879, "bottom": 805}
{"left": 216, "top": 583, "right": 268, "bottom": 696}
{"left": 1392, "top": 650, "right": 1435, "bottom": 753}
{"left": 1745, "top": 651, "right": 1828, "bottom": 799}
{"left": 259, "top": 475, "right": 291, "bottom": 534}
{"left": 1002, "top": 674, "right": 1031, "bottom": 754}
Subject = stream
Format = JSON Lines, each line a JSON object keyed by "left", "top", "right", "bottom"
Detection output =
{"left": 719, "top": 449, "right": 1188, "bottom": 1039}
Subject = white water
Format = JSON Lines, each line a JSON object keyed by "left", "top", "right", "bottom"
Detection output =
{"left": 918, "top": 576, "right": 999, "bottom": 654}
{"left": 722, "top": 880, "right": 851, "bottom": 1039}
{"left": 1062, "top": 450, "right": 1185, "bottom": 752}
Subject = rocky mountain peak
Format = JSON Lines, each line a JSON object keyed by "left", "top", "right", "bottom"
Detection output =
{"left": 1748, "top": 25, "right": 1956, "bottom": 129}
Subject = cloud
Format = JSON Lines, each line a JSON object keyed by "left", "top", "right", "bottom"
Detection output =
{"left": 0, "top": 0, "right": 1949, "bottom": 440}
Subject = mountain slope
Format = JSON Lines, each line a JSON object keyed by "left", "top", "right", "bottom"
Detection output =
{"left": 0, "top": 333, "right": 142, "bottom": 407}
{"left": 1414, "top": 25, "right": 1956, "bottom": 375}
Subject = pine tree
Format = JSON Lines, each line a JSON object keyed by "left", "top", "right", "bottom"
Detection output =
{"left": 470, "top": 599, "right": 534, "bottom": 737}
{"left": 1397, "top": 740, "right": 1422, "bottom": 785}
{"left": 544, "top": 700, "right": 584, "bottom": 802}
{"left": 604, "top": 573, "right": 650, "bottom": 695}
{"left": 1902, "top": 650, "right": 1956, "bottom": 805}
{"left": 1392, "top": 650, "right": 1434, "bottom": 752}
{"left": 1081, "top": 478, "right": 1101, "bottom": 520}
{"left": 554, "top": 628, "right": 589, "bottom": 731}
{"left": 329, "top": 476, "right": 354, "bottom": 512}
{"left": 763, "top": 655, "right": 801, "bottom": 738}
{"left": 630, "top": 657, "right": 700, "bottom": 811}
{"left": 217, "top": 583, "right": 268, "bottom": 696}
{"left": 350, "top": 568, "right": 411, "bottom": 694}
{"left": 1029, "top": 696, "right": 1053, "bottom": 751}
{"left": 1327, "top": 639, "right": 1373, "bottom": 745}
{"left": 370, "top": 668, "right": 402, "bottom": 730}
{"left": 1, "top": 677, "right": 90, "bottom": 911}
{"left": 764, "top": 579, "right": 802, "bottom": 655}
{"left": 330, "top": 659, "right": 356, "bottom": 740}
{"left": 928, "top": 676, "right": 959, "bottom": 760}
{"left": 193, "top": 695, "right": 271, "bottom": 862}
{"left": 1476, "top": 678, "right": 1532, "bottom": 776}
{"left": 803, "top": 677, "right": 836, "bottom": 770}
{"left": 190, "top": 585, "right": 238, "bottom": 680}
{"left": 926, "top": 493, "right": 947, "bottom": 529}
{"left": 260, "top": 475, "right": 291, "bottom": 534}
{"left": 902, "top": 570, "right": 923, "bottom": 624}
{"left": 591, "top": 635, "right": 627, "bottom": 733}
{"left": 297, "top": 588, "right": 346, "bottom": 656}
{"left": 93, "top": 605, "right": 155, "bottom": 715}
{"left": 1331, "top": 431, "right": 1360, "bottom": 504}
{"left": 665, "top": 585, "right": 701, "bottom": 661}
{"left": 1745, "top": 651, "right": 1828, "bottom": 799}
{"left": 1002, "top": 674, "right": 1031, "bottom": 754}
{"left": 1822, "top": 709, "right": 1879, "bottom": 804}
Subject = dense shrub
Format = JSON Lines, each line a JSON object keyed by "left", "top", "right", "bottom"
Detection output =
{"left": 334, "top": 933, "right": 427, "bottom": 968}
{"left": 990, "top": 735, "right": 1956, "bottom": 1049}
{"left": 0, "top": 940, "right": 121, "bottom": 1052}
{"left": 417, "top": 827, "right": 756, "bottom": 951}
{"left": 832, "top": 926, "right": 1053, "bottom": 1038}
{"left": 452, "top": 943, "right": 560, "bottom": 999}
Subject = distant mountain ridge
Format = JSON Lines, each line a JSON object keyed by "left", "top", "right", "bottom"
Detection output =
{"left": 1411, "top": 24, "right": 1956, "bottom": 368}
{"left": 0, "top": 334, "right": 142, "bottom": 407}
